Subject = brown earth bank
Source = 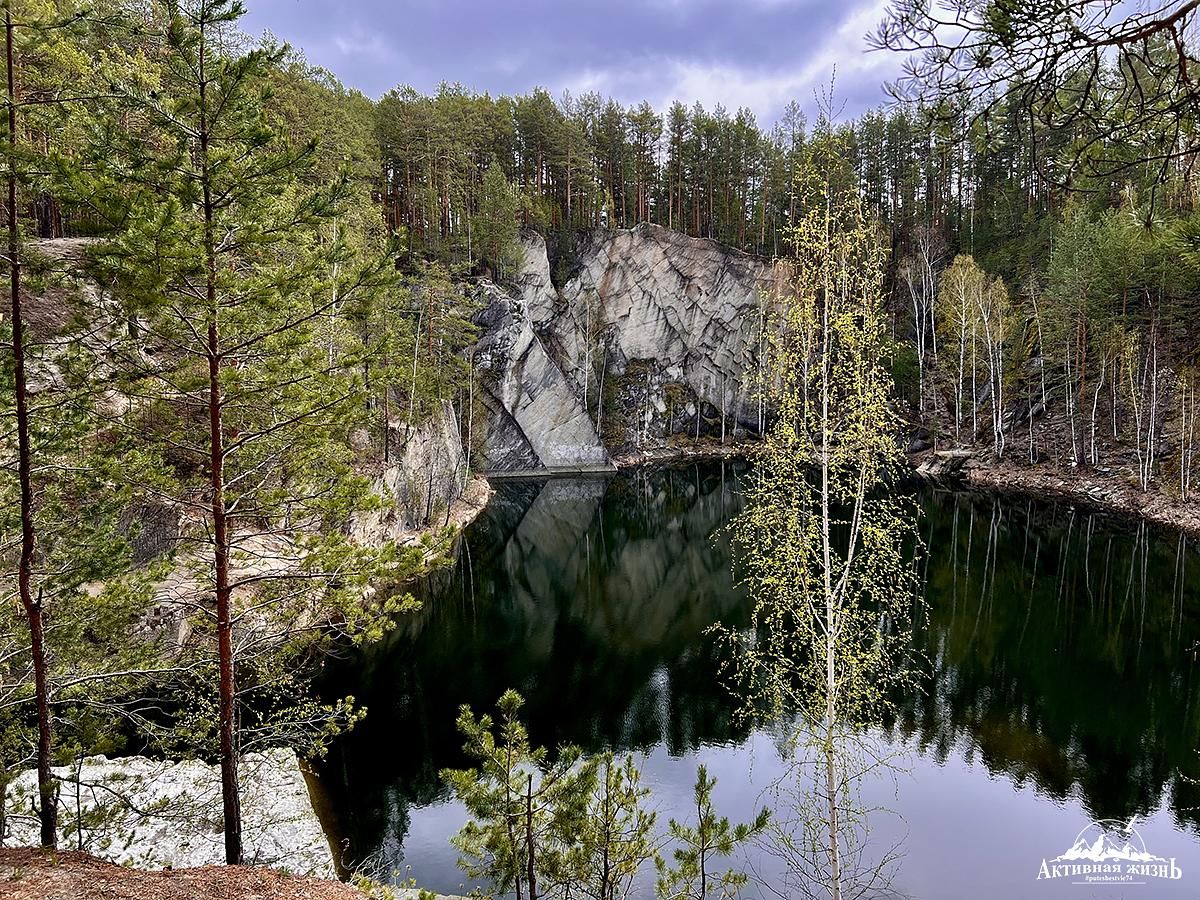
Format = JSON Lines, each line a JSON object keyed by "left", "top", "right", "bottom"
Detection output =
{"left": 609, "top": 436, "right": 1200, "bottom": 537}
{"left": 0, "top": 848, "right": 370, "bottom": 900}
{"left": 950, "top": 454, "right": 1200, "bottom": 537}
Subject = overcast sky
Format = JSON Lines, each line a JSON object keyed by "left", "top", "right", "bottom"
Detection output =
{"left": 239, "top": 0, "right": 904, "bottom": 127}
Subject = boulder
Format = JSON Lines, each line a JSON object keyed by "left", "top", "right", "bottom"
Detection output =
{"left": 2, "top": 748, "right": 334, "bottom": 877}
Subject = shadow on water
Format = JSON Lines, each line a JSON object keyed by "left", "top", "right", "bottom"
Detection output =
{"left": 314, "top": 461, "right": 1200, "bottom": 890}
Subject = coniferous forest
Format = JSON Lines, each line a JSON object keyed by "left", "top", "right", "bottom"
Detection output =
{"left": 22, "top": 0, "right": 1200, "bottom": 486}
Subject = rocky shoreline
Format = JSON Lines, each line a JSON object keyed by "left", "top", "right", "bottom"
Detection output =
{"left": 613, "top": 438, "right": 1200, "bottom": 540}
{"left": 957, "top": 456, "right": 1200, "bottom": 537}
{"left": 390, "top": 474, "right": 494, "bottom": 555}
{"left": 910, "top": 445, "right": 1200, "bottom": 536}
{"left": 624, "top": 441, "right": 1200, "bottom": 538}
{"left": 610, "top": 438, "right": 759, "bottom": 469}
{"left": 479, "top": 438, "right": 1200, "bottom": 539}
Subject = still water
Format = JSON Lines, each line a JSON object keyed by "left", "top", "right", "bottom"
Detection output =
{"left": 315, "top": 462, "right": 1200, "bottom": 899}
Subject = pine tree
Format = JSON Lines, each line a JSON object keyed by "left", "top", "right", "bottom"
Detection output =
{"left": 87, "top": 0, "right": 411, "bottom": 863}
{"left": 569, "top": 753, "right": 658, "bottom": 900}
{"left": 442, "top": 690, "right": 596, "bottom": 900}
{"left": 655, "top": 766, "right": 768, "bottom": 900}
{"left": 1, "top": 0, "right": 54, "bottom": 845}
{"left": 474, "top": 160, "right": 522, "bottom": 278}
{"left": 0, "top": 0, "right": 157, "bottom": 849}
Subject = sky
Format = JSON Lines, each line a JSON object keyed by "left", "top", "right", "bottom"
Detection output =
{"left": 238, "top": 0, "right": 906, "bottom": 127}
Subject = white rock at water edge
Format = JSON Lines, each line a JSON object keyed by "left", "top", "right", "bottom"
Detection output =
{"left": 1, "top": 747, "right": 335, "bottom": 877}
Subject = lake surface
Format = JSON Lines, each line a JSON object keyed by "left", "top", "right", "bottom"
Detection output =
{"left": 315, "top": 462, "right": 1200, "bottom": 899}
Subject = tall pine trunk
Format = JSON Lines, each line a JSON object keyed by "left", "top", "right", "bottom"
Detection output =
{"left": 6, "top": 10, "right": 57, "bottom": 849}
{"left": 198, "top": 28, "right": 242, "bottom": 865}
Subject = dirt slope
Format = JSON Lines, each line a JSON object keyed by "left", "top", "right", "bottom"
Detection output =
{"left": 0, "top": 848, "right": 368, "bottom": 900}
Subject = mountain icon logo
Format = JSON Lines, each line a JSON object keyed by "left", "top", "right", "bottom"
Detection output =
{"left": 1036, "top": 818, "right": 1183, "bottom": 885}
{"left": 1054, "top": 820, "right": 1165, "bottom": 863}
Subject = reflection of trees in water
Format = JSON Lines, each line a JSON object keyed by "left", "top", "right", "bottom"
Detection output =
{"left": 317, "top": 466, "right": 1200, "bottom": 873}
{"left": 316, "top": 463, "right": 754, "bottom": 870}
{"left": 889, "top": 490, "right": 1200, "bottom": 829}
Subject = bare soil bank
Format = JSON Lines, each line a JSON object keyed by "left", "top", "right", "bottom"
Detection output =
{"left": 612, "top": 437, "right": 1200, "bottom": 537}
{"left": 0, "top": 848, "right": 368, "bottom": 900}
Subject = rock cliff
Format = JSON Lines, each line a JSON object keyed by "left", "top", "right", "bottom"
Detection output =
{"left": 351, "top": 400, "right": 470, "bottom": 542}
{"left": 472, "top": 279, "right": 612, "bottom": 472}
{"left": 473, "top": 224, "right": 788, "bottom": 472}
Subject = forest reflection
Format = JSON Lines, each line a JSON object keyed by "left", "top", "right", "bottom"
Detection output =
{"left": 894, "top": 488, "right": 1200, "bottom": 826}
{"left": 316, "top": 462, "right": 1200, "bottom": 875}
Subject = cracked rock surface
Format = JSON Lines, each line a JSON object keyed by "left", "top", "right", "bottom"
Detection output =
{"left": 472, "top": 276, "right": 611, "bottom": 472}
{"left": 474, "top": 224, "right": 787, "bottom": 471}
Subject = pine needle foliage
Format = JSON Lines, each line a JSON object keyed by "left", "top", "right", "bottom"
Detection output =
{"left": 655, "top": 765, "right": 768, "bottom": 900}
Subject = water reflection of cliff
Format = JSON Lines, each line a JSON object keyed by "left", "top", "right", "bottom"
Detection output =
{"left": 316, "top": 465, "right": 1200, "bottom": 874}
{"left": 318, "top": 463, "right": 754, "bottom": 868}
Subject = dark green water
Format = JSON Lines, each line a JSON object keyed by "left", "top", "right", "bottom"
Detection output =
{"left": 315, "top": 462, "right": 1200, "bottom": 899}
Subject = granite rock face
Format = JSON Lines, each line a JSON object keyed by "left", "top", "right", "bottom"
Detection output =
{"left": 472, "top": 278, "right": 612, "bottom": 472}
{"left": 352, "top": 400, "right": 469, "bottom": 541}
{"left": 473, "top": 225, "right": 787, "bottom": 471}
{"left": 2, "top": 749, "right": 334, "bottom": 877}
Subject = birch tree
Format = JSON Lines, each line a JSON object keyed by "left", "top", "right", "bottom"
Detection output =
{"left": 976, "top": 275, "right": 1010, "bottom": 458}
{"left": 724, "top": 135, "right": 920, "bottom": 900}
{"left": 1126, "top": 324, "right": 1168, "bottom": 492}
{"left": 1178, "top": 367, "right": 1199, "bottom": 501}
{"left": 936, "top": 255, "right": 985, "bottom": 440}
{"left": 898, "top": 225, "right": 943, "bottom": 415}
